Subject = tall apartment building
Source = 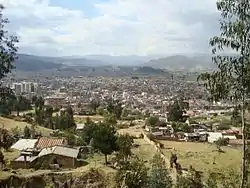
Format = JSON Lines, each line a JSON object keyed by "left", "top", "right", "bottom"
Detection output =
{"left": 12, "top": 82, "right": 38, "bottom": 94}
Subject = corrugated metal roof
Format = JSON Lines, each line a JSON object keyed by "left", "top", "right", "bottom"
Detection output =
{"left": 15, "top": 155, "right": 38, "bottom": 162}
{"left": 38, "top": 146, "right": 79, "bottom": 158}
{"left": 11, "top": 139, "right": 38, "bottom": 151}
{"left": 36, "top": 137, "right": 66, "bottom": 149}
{"left": 76, "top": 124, "right": 85, "bottom": 130}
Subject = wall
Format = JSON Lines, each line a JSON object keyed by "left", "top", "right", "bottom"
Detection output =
{"left": 34, "top": 154, "right": 77, "bottom": 169}
{"left": 11, "top": 161, "right": 32, "bottom": 169}
{"left": 142, "top": 132, "right": 169, "bottom": 166}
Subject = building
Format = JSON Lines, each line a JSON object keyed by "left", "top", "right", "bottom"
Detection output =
{"left": 35, "top": 137, "right": 68, "bottom": 150}
{"left": 44, "top": 96, "right": 66, "bottom": 108}
{"left": 35, "top": 146, "right": 80, "bottom": 168}
{"left": 11, "top": 146, "right": 81, "bottom": 169}
{"left": 12, "top": 83, "right": 22, "bottom": 94}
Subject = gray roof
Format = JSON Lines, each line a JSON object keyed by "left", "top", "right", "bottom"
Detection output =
{"left": 39, "top": 146, "right": 79, "bottom": 158}
{"left": 11, "top": 139, "right": 38, "bottom": 151}
{"left": 15, "top": 155, "right": 38, "bottom": 162}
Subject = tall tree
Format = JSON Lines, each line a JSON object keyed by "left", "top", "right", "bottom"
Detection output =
{"left": 0, "top": 5, "right": 18, "bottom": 113}
{"left": 92, "top": 122, "right": 118, "bottom": 165}
{"left": 106, "top": 99, "right": 123, "bottom": 119}
{"left": 116, "top": 134, "right": 134, "bottom": 163}
{"left": 168, "top": 100, "right": 185, "bottom": 122}
{"left": 198, "top": 0, "right": 250, "bottom": 187}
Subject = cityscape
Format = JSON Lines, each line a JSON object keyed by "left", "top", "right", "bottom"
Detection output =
{"left": 0, "top": 0, "right": 249, "bottom": 188}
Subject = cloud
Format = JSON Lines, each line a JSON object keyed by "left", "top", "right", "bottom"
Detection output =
{"left": 0, "top": 0, "right": 219, "bottom": 56}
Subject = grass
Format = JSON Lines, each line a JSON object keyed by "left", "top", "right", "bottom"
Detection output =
{"left": 0, "top": 116, "right": 52, "bottom": 136}
{"left": 2, "top": 149, "right": 20, "bottom": 166}
{"left": 132, "top": 138, "right": 157, "bottom": 163}
{"left": 160, "top": 140, "right": 241, "bottom": 174}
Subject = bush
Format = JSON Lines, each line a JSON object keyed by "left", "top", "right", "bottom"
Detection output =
{"left": 215, "top": 138, "right": 229, "bottom": 146}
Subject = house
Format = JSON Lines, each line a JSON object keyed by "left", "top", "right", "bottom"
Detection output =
{"left": 11, "top": 154, "right": 37, "bottom": 169}
{"left": 11, "top": 139, "right": 38, "bottom": 151}
{"left": 35, "top": 146, "right": 80, "bottom": 169}
{"left": 11, "top": 146, "right": 81, "bottom": 169}
{"left": 207, "top": 132, "right": 223, "bottom": 143}
{"left": 184, "top": 133, "right": 200, "bottom": 141}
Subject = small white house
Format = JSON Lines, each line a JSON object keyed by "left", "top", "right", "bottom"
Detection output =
{"left": 207, "top": 132, "right": 223, "bottom": 143}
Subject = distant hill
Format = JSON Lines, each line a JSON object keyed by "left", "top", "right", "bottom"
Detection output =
{"left": 53, "top": 57, "right": 109, "bottom": 67}
{"left": 145, "top": 55, "right": 216, "bottom": 72}
{"left": 14, "top": 54, "right": 63, "bottom": 71}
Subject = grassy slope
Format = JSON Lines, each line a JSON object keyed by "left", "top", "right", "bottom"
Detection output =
{"left": 0, "top": 117, "right": 52, "bottom": 136}
{"left": 160, "top": 140, "right": 241, "bottom": 174}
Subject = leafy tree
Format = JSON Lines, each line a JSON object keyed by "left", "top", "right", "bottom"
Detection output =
{"left": 0, "top": 128, "right": 14, "bottom": 150}
{"left": 104, "top": 113, "right": 117, "bottom": 125}
{"left": 96, "top": 106, "right": 106, "bottom": 116}
{"left": 168, "top": 100, "right": 185, "bottom": 122}
{"left": 172, "top": 122, "right": 191, "bottom": 133}
{"left": 106, "top": 99, "right": 123, "bottom": 119}
{"left": 147, "top": 116, "right": 160, "bottom": 127}
{"left": 149, "top": 154, "right": 172, "bottom": 188}
{"left": 81, "top": 119, "right": 98, "bottom": 145}
{"left": 91, "top": 122, "right": 118, "bottom": 165}
{"left": 115, "top": 158, "right": 149, "bottom": 188}
{"left": 197, "top": 1, "right": 250, "bottom": 186}
{"left": 11, "top": 126, "right": 21, "bottom": 138}
{"left": 116, "top": 134, "right": 134, "bottom": 163}
{"left": 23, "top": 126, "right": 31, "bottom": 139}
{"left": 34, "top": 96, "right": 44, "bottom": 109}
{"left": 0, "top": 5, "right": 18, "bottom": 97}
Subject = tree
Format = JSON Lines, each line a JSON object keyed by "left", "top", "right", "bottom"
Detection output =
{"left": 197, "top": 1, "right": 250, "bottom": 186}
{"left": 115, "top": 158, "right": 149, "bottom": 188}
{"left": 106, "top": 99, "right": 123, "bottom": 119}
{"left": 23, "top": 126, "right": 31, "bottom": 139}
{"left": 81, "top": 119, "right": 98, "bottom": 145}
{"left": 0, "top": 5, "right": 18, "bottom": 97}
{"left": 147, "top": 116, "right": 160, "bottom": 127}
{"left": 168, "top": 100, "right": 185, "bottom": 122}
{"left": 0, "top": 128, "right": 14, "bottom": 150}
{"left": 116, "top": 134, "right": 134, "bottom": 163}
{"left": 149, "top": 154, "right": 172, "bottom": 188}
{"left": 91, "top": 122, "right": 118, "bottom": 165}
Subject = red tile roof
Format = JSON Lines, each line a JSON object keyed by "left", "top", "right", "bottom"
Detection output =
{"left": 35, "top": 137, "right": 67, "bottom": 150}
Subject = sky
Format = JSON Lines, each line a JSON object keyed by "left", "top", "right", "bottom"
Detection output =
{"left": 0, "top": 0, "right": 220, "bottom": 56}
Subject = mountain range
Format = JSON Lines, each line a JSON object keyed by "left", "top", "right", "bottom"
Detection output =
{"left": 13, "top": 53, "right": 216, "bottom": 72}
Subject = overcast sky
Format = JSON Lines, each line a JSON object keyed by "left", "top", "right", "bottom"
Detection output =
{"left": 0, "top": 0, "right": 220, "bottom": 56}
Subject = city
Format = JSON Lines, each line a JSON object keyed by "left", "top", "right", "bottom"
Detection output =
{"left": 0, "top": 0, "right": 249, "bottom": 188}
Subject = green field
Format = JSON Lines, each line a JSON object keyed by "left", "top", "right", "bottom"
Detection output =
{"left": 160, "top": 140, "right": 241, "bottom": 174}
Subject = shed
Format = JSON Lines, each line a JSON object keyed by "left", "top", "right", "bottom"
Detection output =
{"left": 11, "top": 139, "right": 38, "bottom": 151}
